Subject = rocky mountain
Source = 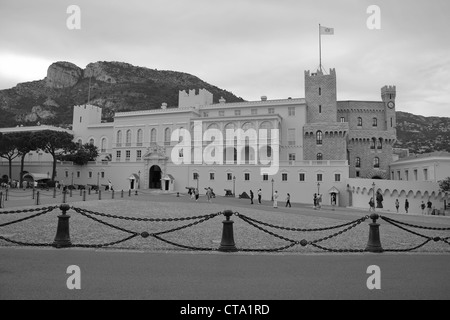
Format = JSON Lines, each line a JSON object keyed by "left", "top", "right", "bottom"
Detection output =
{"left": 0, "top": 61, "right": 244, "bottom": 127}
{"left": 395, "top": 111, "right": 450, "bottom": 153}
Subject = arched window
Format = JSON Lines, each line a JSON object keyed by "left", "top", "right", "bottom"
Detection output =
{"left": 357, "top": 117, "right": 363, "bottom": 127}
{"left": 378, "top": 138, "right": 383, "bottom": 150}
{"left": 126, "top": 130, "right": 132, "bottom": 146}
{"left": 150, "top": 128, "right": 157, "bottom": 145}
{"left": 116, "top": 131, "right": 122, "bottom": 146}
{"left": 77, "top": 139, "right": 83, "bottom": 147}
{"left": 373, "top": 118, "right": 378, "bottom": 127}
{"left": 89, "top": 138, "right": 94, "bottom": 146}
{"left": 101, "top": 138, "right": 107, "bottom": 153}
{"left": 355, "top": 157, "right": 361, "bottom": 168}
{"left": 370, "top": 138, "right": 376, "bottom": 150}
{"left": 317, "top": 153, "right": 323, "bottom": 161}
{"left": 316, "top": 131, "right": 323, "bottom": 145}
{"left": 137, "top": 129, "right": 143, "bottom": 146}
{"left": 164, "top": 128, "right": 171, "bottom": 146}
{"left": 374, "top": 157, "right": 380, "bottom": 168}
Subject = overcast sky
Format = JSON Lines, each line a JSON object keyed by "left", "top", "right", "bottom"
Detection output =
{"left": 0, "top": 0, "right": 449, "bottom": 117}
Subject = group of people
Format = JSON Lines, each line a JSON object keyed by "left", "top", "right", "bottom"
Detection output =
{"left": 247, "top": 189, "right": 292, "bottom": 208}
{"left": 371, "top": 198, "right": 435, "bottom": 215}
{"left": 188, "top": 187, "right": 215, "bottom": 203}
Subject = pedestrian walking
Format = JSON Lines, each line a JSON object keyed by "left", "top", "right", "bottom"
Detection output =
{"left": 206, "top": 187, "right": 212, "bottom": 203}
{"left": 273, "top": 191, "right": 278, "bottom": 208}
{"left": 405, "top": 199, "right": 409, "bottom": 213}
{"left": 369, "top": 198, "right": 375, "bottom": 212}
{"left": 395, "top": 199, "right": 399, "bottom": 213}
{"left": 257, "top": 189, "right": 262, "bottom": 204}
{"left": 420, "top": 201, "right": 426, "bottom": 214}
{"left": 195, "top": 188, "right": 200, "bottom": 202}
{"left": 427, "top": 199, "right": 433, "bottom": 215}
{"left": 250, "top": 190, "right": 254, "bottom": 205}
{"left": 317, "top": 194, "right": 322, "bottom": 209}
{"left": 285, "top": 193, "right": 291, "bottom": 208}
{"left": 313, "top": 193, "right": 317, "bottom": 209}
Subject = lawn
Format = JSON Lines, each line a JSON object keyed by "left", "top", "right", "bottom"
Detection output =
{"left": 1, "top": 196, "right": 450, "bottom": 254}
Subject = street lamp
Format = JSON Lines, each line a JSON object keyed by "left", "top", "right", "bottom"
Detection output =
{"left": 317, "top": 182, "right": 320, "bottom": 195}
{"left": 71, "top": 172, "right": 74, "bottom": 187}
{"left": 196, "top": 173, "right": 200, "bottom": 190}
{"left": 233, "top": 176, "right": 236, "bottom": 197}
{"left": 97, "top": 172, "right": 100, "bottom": 194}
{"left": 138, "top": 170, "right": 141, "bottom": 189}
{"left": 372, "top": 182, "right": 376, "bottom": 212}
{"left": 271, "top": 178, "right": 275, "bottom": 201}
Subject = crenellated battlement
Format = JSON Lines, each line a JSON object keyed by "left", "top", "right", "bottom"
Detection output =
{"left": 305, "top": 68, "right": 336, "bottom": 78}
{"left": 178, "top": 88, "right": 213, "bottom": 108}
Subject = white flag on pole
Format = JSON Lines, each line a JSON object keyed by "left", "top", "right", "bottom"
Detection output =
{"left": 320, "top": 26, "right": 334, "bottom": 35}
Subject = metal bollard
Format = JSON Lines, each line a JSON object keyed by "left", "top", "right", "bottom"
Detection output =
{"left": 83, "top": 190, "right": 86, "bottom": 201}
{"left": 36, "top": 191, "right": 40, "bottom": 206}
{"left": 99, "top": 190, "right": 102, "bottom": 200}
{"left": 53, "top": 187, "right": 56, "bottom": 199}
{"left": 135, "top": 190, "right": 138, "bottom": 196}
{"left": 0, "top": 192, "right": 3, "bottom": 208}
{"left": 52, "top": 204, "right": 72, "bottom": 248}
{"left": 5, "top": 189, "right": 8, "bottom": 201}
{"left": 88, "top": 188, "right": 91, "bottom": 195}
{"left": 32, "top": 188, "right": 35, "bottom": 200}
{"left": 62, "top": 190, "right": 67, "bottom": 204}
{"left": 366, "top": 214, "right": 383, "bottom": 253}
{"left": 112, "top": 190, "right": 115, "bottom": 199}
{"left": 218, "top": 210, "right": 238, "bottom": 252}
{"left": 121, "top": 190, "right": 124, "bottom": 198}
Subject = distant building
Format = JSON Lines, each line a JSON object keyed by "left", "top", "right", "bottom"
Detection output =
{"left": 390, "top": 151, "right": 450, "bottom": 182}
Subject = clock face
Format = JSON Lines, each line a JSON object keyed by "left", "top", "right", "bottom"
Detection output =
{"left": 387, "top": 101, "right": 395, "bottom": 109}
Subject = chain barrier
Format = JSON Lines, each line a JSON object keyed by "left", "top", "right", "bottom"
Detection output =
{"left": 379, "top": 215, "right": 450, "bottom": 252}
{"left": 0, "top": 207, "right": 55, "bottom": 215}
{"left": 0, "top": 206, "right": 57, "bottom": 227}
{"left": 236, "top": 213, "right": 369, "bottom": 253}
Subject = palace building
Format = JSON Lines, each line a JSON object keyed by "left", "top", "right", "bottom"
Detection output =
{"left": 0, "top": 68, "right": 398, "bottom": 206}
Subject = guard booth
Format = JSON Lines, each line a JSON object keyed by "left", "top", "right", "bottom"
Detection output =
{"left": 328, "top": 187, "right": 340, "bottom": 207}
{"left": 161, "top": 174, "right": 175, "bottom": 191}
{"left": 128, "top": 173, "right": 140, "bottom": 190}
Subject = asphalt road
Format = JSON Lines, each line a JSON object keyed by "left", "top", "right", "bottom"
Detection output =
{"left": 1, "top": 247, "right": 449, "bottom": 300}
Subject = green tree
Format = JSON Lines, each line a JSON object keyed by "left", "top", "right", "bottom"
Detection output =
{"left": 59, "top": 143, "right": 99, "bottom": 166}
{"left": 439, "top": 177, "right": 450, "bottom": 193}
{"left": 32, "top": 130, "right": 74, "bottom": 181}
{"left": 0, "top": 133, "right": 21, "bottom": 183}
{"left": 15, "top": 132, "right": 39, "bottom": 186}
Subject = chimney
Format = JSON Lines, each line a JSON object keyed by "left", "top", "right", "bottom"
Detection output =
{"left": 261, "top": 96, "right": 267, "bottom": 101}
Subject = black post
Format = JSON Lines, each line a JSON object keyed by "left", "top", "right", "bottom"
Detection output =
{"left": 218, "top": 210, "right": 238, "bottom": 252}
{"left": 32, "top": 188, "right": 35, "bottom": 200}
{"left": 5, "top": 189, "right": 8, "bottom": 201}
{"left": 53, "top": 187, "right": 56, "bottom": 199}
{"left": 121, "top": 190, "right": 124, "bottom": 198}
{"left": 70, "top": 188, "right": 72, "bottom": 198}
{"left": 52, "top": 204, "right": 72, "bottom": 248}
{"left": 83, "top": 190, "right": 86, "bottom": 201}
{"left": 112, "top": 190, "right": 115, "bottom": 199}
{"left": 366, "top": 214, "right": 383, "bottom": 253}
{"left": 36, "top": 191, "right": 40, "bottom": 206}
{"left": 62, "top": 190, "right": 67, "bottom": 204}
{"left": 99, "top": 190, "right": 102, "bottom": 200}
{"left": 135, "top": 190, "right": 138, "bottom": 196}
{"left": 0, "top": 192, "right": 3, "bottom": 208}
{"left": 128, "top": 189, "right": 131, "bottom": 197}
{"left": 88, "top": 187, "right": 91, "bottom": 195}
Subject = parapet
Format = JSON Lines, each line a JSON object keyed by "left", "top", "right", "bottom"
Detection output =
{"left": 178, "top": 88, "right": 213, "bottom": 108}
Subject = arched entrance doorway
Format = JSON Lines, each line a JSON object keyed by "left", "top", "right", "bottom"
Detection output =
{"left": 149, "top": 165, "right": 162, "bottom": 189}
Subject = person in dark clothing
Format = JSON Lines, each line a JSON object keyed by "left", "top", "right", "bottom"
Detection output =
{"left": 405, "top": 199, "right": 409, "bottom": 213}
{"left": 286, "top": 193, "right": 291, "bottom": 208}
{"left": 250, "top": 190, "right": 254, "bottom": 205}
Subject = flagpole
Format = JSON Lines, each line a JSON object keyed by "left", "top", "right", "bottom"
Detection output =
{"left": 319, "top": 23, "right": 322, "bottom": 72}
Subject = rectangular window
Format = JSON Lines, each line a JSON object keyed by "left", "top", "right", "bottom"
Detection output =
{"left": 414, "top": 170, "right": 418, "bottom": 181}
{"left": 335, "top": 174, "right": 341, "bottom": 182}
{"left": 65, "top": 171, "right": 69, "bottom": 178}
{"left": 288, "top": 107, "right": 295, "bottom": 116}
{"left": 263, "top": 174, "right": 269, "bottom": 181}
{"left": 88, "top": 172, "right": 92, "bottom": 179}
{"left": 227, "top": 173, "right": 233, "bottom": 181}
{"left": 203, "top": 112, "right": 209, "bottom": 117}
{"left": 356, "top": 171, "right": 360, "bottom": 178}
{"left": 340, "top": 117, "right": 346, "bottom": 123}
{"left": 126, "top": 150, "right": 131, "bottom": 161}
{"left": 282, "top": 173, "right": 288, "bottom": 181}
{"left": 397, "top": 171, "right": 401, "bottom": 180}
{"left": 423, "top": 169, "right": 428, "bottom": 181}
{"left": 289, "top": 153, "right": 296, "bottom": 162}
{"left": 317, "top": 174, "right": 323, "bottom": 182}
{"left": 251, "top": 109, "right": 258, "bottom": 115}
{"left": 101, "top": 172, "right": 105, "bottom": 179}
{"left": 219, "top": 111, "right": 225, "bottom": 117}
{"left": 405, "top": 170, "right": 409, "bottom": 181}
{"left": 299, "top": 173, "right": 305, "bottom": 182}
{"left": 77, "top": 171, "right": 81, "bottom": 178}
{"left": 116, "top": 150, "right": 121, "bottom": 160}
{"left": 288, "top": 128, "right": 296, "bottom": 146}
{"left": 268, "top": 108, "right": 275, "bottom": 114}
{"left": 137, "top": 150, "right": 142, "bottom": 160}
{"left": 235, "top": 110, "right": 241, "bottom": 116}
{"left": 193, "top": 173, "right": 199, "bottom": 180}
{"left": 319, "top": 105, "right": 322, "bottom": 114}
{"left": 210, "top": 173, "right": 215, "bottom": 181}
{"left": 245, "top": 173, "right": 250, "bottom": 181}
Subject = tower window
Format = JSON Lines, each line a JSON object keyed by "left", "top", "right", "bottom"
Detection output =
{"left": 378, "top": 138, "right": 383, "bottom": 150}
{"left": 374, "top": 157, "right": 380, "bottom": 168}
{"left": 80, "top": 117, "right": 82, "bottom": 123}
{"left": 357, "top": 117, "right": 363, "bottom": 127}
{"left": 340, "top": 117, "right": 345, "bottom": 123}
{"left": 373, "top": 118, "right": 378, "bottom": 127}
{"left": 317, "top": 153, "right": 323, "bottom": 161}
{"left": 319, "top": 88, "right": 322, "bottom": 96}
{"left": 319, "top": 105, "right": 322, "bottom": 114}
{"left": 355, "top": 157, "right": 361, "bottom": 168}
{"left": 370, "top": 138, "right": 376, "bottom": 150}
{"left": 316, "top": 131, "right": 323, "bottom": 145}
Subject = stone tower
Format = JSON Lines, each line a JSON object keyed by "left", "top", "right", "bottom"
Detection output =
{"left": 381, "top": 85, "right": 397, "bottom": 134}
{"left": 303, "top": 69, "right": 349, "bottom": 161}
